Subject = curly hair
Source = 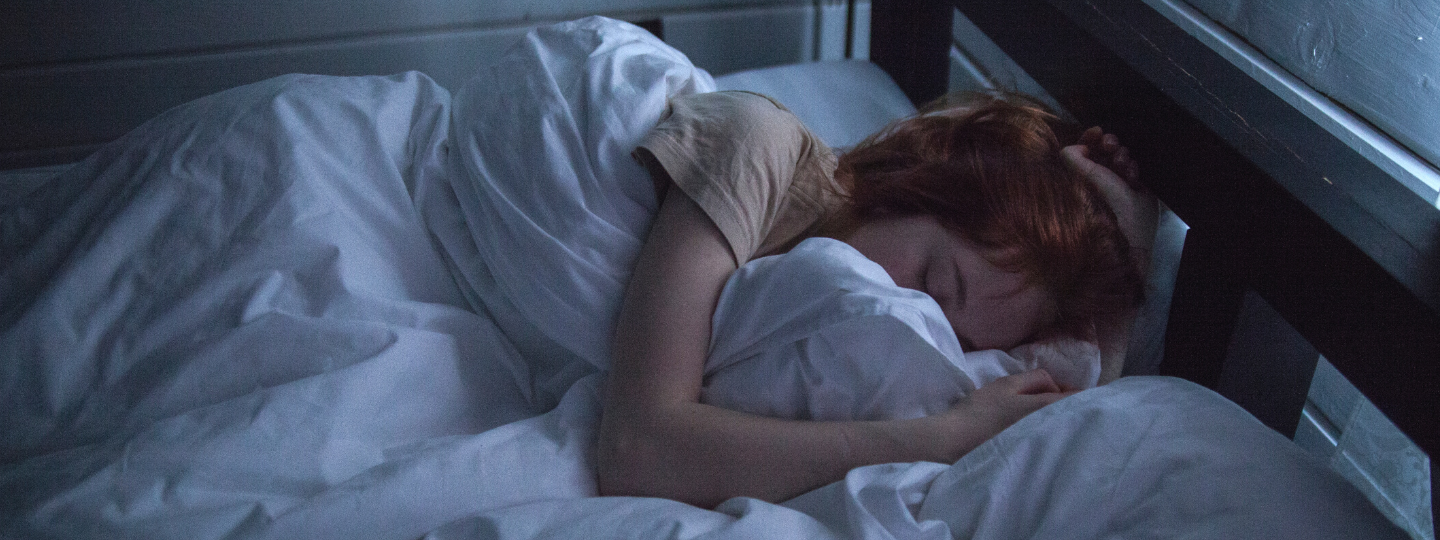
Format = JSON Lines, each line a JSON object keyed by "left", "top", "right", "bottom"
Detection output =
{"left": 834, "top": 91, "right": 1143, "bottom": 336}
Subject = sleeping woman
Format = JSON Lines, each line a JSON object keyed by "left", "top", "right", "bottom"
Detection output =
{"left": 598, "top": 90, "right": 1159, "bottom": 507}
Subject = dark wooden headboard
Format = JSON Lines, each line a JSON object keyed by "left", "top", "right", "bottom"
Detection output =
{"left": 871, "top": 0, "right": 1437, "bottom": 523}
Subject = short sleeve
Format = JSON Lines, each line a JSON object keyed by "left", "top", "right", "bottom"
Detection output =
{"left": 634, "top": 91, "right": 838, "bottom": 265}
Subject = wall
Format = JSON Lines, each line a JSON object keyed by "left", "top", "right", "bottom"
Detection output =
{"left": 1181, "top": 0, "right": 1440, "bottom": 200}
{"left": 2, "top": 0, "right": 865, "bottom": 168}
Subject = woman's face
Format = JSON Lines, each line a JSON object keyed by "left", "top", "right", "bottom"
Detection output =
{"left": 842, "top": 215, "right": 1056, "bottom": 351}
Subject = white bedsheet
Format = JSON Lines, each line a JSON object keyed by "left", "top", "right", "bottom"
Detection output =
{"left": 0, "top": 70, "right": 547, "bottom": 538}
{"left": 0, "top": 16, "right": 1405, "bottom": 540}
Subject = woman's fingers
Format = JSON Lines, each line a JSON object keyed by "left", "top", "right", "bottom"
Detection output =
{"left": 1064, "top": 131, "right": 1160, "bottom": 262}
{"left": 1066, "top": 128, "right": 1146, "bottom": 195}
{"left": 1073, "top": 127, "right": 1140, "bottom": 183}
{"left": 1113, "top": 146, "right": 1140, "bottom": 185}
{"left": 1078, "top": 125, "right": 1103, "bottom": 148}
{"left": 934, "top": 369, "right": 1082, "bottom": 455}
{"left": 1060, "top": 144, "right": 1126, "bottom": 195}
{"left": 1011, "top": 368, "right": 1062, "bottom": 394}
{"left": 985, "top": 369, "right": 1065, "bottom": 396}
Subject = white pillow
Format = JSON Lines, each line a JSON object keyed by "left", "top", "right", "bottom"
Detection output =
{"left": 714, "top": 60, "right": 918, "bottom": 150}
{"left": 703, "top": 238, "right": 1100, "bottom": 421}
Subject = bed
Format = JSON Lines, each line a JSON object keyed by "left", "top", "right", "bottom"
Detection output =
{"left": 0, "top": 6, "right": 1425, "bottom": 540}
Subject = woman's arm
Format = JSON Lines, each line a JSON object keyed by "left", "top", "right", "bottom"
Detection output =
{"left": 597, "top": 186, "right": 1069, "bottom": 508}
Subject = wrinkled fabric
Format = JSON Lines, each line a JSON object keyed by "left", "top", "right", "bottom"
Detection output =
{"left": 440, "top": 16, "right": 714, "bottom": 392}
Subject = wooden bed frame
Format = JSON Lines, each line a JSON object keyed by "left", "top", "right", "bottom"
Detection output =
{"left": 868, "top": 0, "right": 1438, "bottom": 529}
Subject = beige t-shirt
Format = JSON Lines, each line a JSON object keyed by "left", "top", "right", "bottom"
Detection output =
{"left": 634, "top": 91, "right": 845, "bottom": 265}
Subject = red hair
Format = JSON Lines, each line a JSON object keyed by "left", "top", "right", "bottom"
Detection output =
{"left": 835, "top": 91, "right": 1142, "bottom": 335}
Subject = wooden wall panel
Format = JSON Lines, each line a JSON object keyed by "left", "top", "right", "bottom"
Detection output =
{"left": 2, "top": 26, "right": 532, "bottom": 167}
{"left": 3, "top": 0, "right": 838, "bottom": 168}
{"left": 5, "top": 0, "right": 805, "bottom": 66}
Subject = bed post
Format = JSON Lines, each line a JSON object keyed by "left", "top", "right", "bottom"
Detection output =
{"left": 1160, "top": 228, "right": 1243, "bottom": 389}
{"left": 869, "top": 0, "right": 951, "bottom": 107}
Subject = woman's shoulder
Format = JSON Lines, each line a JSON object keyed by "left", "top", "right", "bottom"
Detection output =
{"left": 672, "top": 89, "right": 787, "bottom": 110}
{"left": 665, "top": 90, "right": 808, "bottom": 137}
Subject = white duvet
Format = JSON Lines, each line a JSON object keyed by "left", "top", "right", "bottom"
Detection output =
{"left": 0, "top": 16, "right": 1404, "bottom": 539}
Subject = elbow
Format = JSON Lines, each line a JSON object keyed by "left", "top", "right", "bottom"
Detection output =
{"left": 595, "top": 425, "right": 638, "bottom": 497}
{"left": 595, "top": 415, "right": 715, "bottom": 507}
{"left": 595, "top": 417, "right": 662, "bottom": 499}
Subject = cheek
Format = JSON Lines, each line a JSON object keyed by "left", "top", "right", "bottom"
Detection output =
{"left": 949, "top": 290, "right": 1054, "bottom": 351}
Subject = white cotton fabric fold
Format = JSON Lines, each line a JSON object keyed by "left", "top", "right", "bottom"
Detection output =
{"left": 440, "top": 16, "right": 715, "bottom": 391}
{"left": 0, "top": 71, "right": 554, "bottom": 538}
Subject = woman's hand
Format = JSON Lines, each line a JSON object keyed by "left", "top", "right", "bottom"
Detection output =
{"left": 920, "top": 369, "right": 1075, "bottom": 462}
{"left": 1062, "top": 127, "right": 1157, "bottom": 383}
{"left": 1061, "top": 127, "right": 1159, "bottom": 260}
